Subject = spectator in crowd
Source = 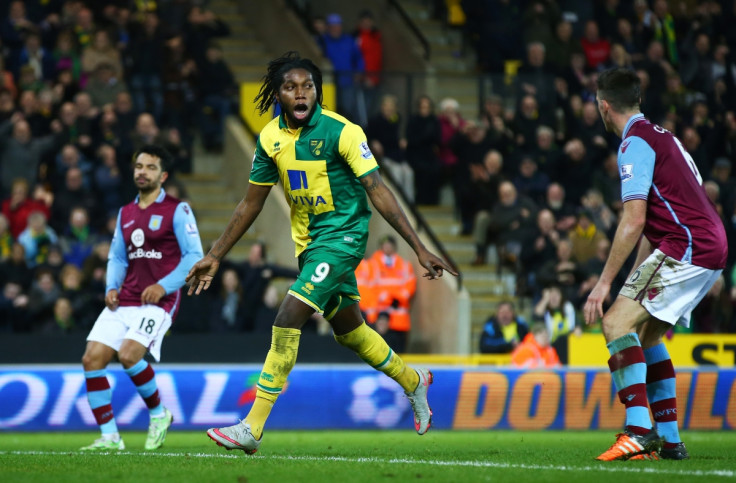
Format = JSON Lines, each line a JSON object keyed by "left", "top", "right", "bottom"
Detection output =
{"left": 0, "top": 242, "right": 32, "bottom": 290}
{"left": 58, "top": 262, "right": 99, "bottom": 329}
{"left": 59, "top": 206, "right": 98, "bottom": 269}
{"left": 580, "top": 19, "right": 611, "bottom": 70}
{"left": 52, "top": 29, "right": 82, "bottom": 84}
{"left": 0, "top": 113, "right": 63, "bottom": 197}
{"left": 161, "top": 33, "right": 197, "bottom": 135}
{"left": 198, "top": 42, "right": 236, "bottom": 153}
{"left": 479, "top": 301, "right": 529, "bottom": 354}
{"left": 0, "top": 280, "right": 29, "bottom": 332}
{"left": 405, "top": 95, "right": 442, "bottom": 205}
{"left": 209, "top": 267, "right": 247, "bottom": 333}
{"left": 510, "top": 322, "right": 561, "bottom": 368}
{"left": 128, "top": 10, "right": 165, "bottom": 121}
{"left": 26, "top": 267, "right": 61, "bottom": 329}
{"left": 366, "top": 94, "right": 413, "bottom": 202}
{"left": 513, "top": 155, "right": 549, "bottom": 206}
{"left": 543, "top": 182, "right": 577, "bottom": 233}
{"left": 472, "top": 180, "right": 537, "bottom": 268}
{"left": 320, "top": 13, "right": 365, "bottom": 124}
{"left": 221, "top": 242, "right": 299, "bottom": 333}
{"left": 516, "top": 41, "right": 557, "bottom": 127}
{"left": 85, "top": 62, "right": 127, "bottom": 108}
{"left": 520, "top": 208, "right": 560, "bottom": 297}
{"left": 438, "top": 97, "right": 466, "bottom": 180}
{"left": 532, "top": 283, "right": 577, "bottom": 364}
{"left": 580, "top": 187, "right": 617, "bottom": 236}
{"left": 353, "top": 10, "right": 382, "bottom": 116}
{"left": 536, "top": 238, "right": 584, "bottom": 303}
{"left": 184, "top": 5, "right": 231, "bottom": 68}
{"left": 81, "top": 29, "right": 122, "bottom": 79}
{"left": 50, "top": 166, "right": 98, "bottom": 233}
{"left": 369, "top": 235, "right": 417, "bottom": 353}
{"left": 1, "top": 177, "right": 50, "bottom": 238}
{"left": 568, "top": 208, "right": 609, "bottom": 266}
{"left": 451, "top": 121, "right": 492, "bottom": 230}
{"left": 41, "top": 296, "right": 78, "bottom": 334}
{"left": 463, "top": 149, "right": 504, "bottom": 238}
{"left": 18, "top": 210, "right": 58, "bottom": 268}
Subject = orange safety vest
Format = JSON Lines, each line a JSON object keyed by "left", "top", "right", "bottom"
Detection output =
{"left": 355, "top": 258, "right": 379, "bottom": 323}
{"left": 370, "top": 251, "right": 416, "bottom": 332}
{"left": 510, "top": 333, "right": 561, "bottom": 368}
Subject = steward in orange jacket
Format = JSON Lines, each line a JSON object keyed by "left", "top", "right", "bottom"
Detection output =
{"left": 370, "top": 236, "right": 416, "bottom": 333}
{"left": 511, "top": 323, "right": 561, "bottom": 368}
{"left": 355, "top": 257, "right": 379, "bottom": 323}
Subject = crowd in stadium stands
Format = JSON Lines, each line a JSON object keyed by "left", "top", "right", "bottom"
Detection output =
{"left": 358, "top": 0, "right": 736, "bottom": 337}
{"left": 3, "top": 0, "right": 736, "bottom": 343}
{"left": 0, "top": 0, "right": 237, "bottom": 334}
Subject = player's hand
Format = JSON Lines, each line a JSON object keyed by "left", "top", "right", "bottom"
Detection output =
{"left": 584, "top": 280, "right": 610, "bottom": 325}
{"left": 418, "top": 250, "right": 459, "bottom": 280}
{"left": 105, "top": 289, "right": 119, "bottom": 310}
{"left": 141, "top": 284, "right": 166, "bottom": 305}
{"left": 186, "top": 254, "right": 220, "bottom": 295}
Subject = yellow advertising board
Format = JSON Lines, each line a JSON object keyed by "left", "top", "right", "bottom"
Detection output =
{"left": 239, "top": 82, "right": 337, "bottom": 135}
{"left": 569, "top": 333, "right": 736, "bottom": 367}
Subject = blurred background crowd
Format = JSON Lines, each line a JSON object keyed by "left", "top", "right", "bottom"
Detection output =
{"left": 1, "top": 1, "right": 735, "bottom": 360}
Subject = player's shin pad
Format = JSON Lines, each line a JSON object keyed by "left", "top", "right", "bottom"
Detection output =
{"left": 255, "top": 326, "right": 301, "bottom": 403}
{"left": 334, "top": 322, "right": 417, "bottom": 392}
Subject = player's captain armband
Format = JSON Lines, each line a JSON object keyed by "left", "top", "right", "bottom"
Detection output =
{"left": 620, "top": 164, "right": 633, "bottom": 182}
{"left": 359, "top": 141, "right": 373, "bottom": 159}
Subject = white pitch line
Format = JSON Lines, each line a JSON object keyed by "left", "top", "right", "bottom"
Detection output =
{"left": 1, "top": 451, "right": 733, "bottom": 478}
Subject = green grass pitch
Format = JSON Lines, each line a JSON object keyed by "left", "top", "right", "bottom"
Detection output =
{"left": 1, "top": 430, "right": 734, "bottom": 482}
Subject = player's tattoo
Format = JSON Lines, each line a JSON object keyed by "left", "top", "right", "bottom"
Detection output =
{"left": 360, "top": 172, "right": 380, "bottom": 192}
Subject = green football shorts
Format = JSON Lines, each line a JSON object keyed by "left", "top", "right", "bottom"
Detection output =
{"left": 288, "top": 247, "right": 362, "bottom": 319}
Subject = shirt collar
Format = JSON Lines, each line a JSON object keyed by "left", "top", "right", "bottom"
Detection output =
{"left": 279, "top": 104, "right": 323, "bottom": 131}
{"left": 622, "top": 113, "right": 645, "bottom": 138}
{"left": 135, "top": 188, "right": 166, "bottom": 204}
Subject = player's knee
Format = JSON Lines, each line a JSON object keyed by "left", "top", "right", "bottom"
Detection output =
{"left": 117, "top": 351, "right": 141, "bottom": 369}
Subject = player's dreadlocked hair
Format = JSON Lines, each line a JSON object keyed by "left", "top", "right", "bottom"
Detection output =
{"left": 254, "top": 51, "right": 323, "bottom": 115}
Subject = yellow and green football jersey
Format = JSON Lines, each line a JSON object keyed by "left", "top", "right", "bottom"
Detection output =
{"left": 250, "top": 105, "right": 379, "bottom": 258}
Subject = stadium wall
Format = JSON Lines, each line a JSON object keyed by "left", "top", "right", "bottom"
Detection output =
{"left": 2, "top": 365, "right": 734, "bottom": 432}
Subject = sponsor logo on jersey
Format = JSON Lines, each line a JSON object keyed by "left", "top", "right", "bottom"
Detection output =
{"left": 620, "top": 164, "right": 633, "bottom": 182}
{"left": 647, "top": 287, "right": 660, "bottom": 300}
{"left": 309, "top": 139, "right": 324, "bottom": 156}
{"left": 128, "top": 248, "right": 163, "bottom": 260}
{"left": 123, "top": 220, "right": 134, "bottom": 229}
{"left": 149, "top": 215, "right": 163, "bottom": 231}
{"left": 359, "top": 141, "right": 373, "bottom": 159}
{"left": 288, "top": 169, "right": 309, "bottom": 190}
{"left": 183, "top": 204, "right": 190, "bottom": 215}
{"left": 186, "top": 223, "right": 198, "bottom": 235}
{"left": 289, "top": 194, "right": 327, "bottom": 206}
{"left": 273, "top": 141, "right": 281, "bottom": 153}
{"left": 131, "top": 228, "right": 145, "bottom": 247}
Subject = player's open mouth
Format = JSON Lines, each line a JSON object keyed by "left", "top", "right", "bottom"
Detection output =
{"left": 294, "top": 104, "right": 309, "bottom": 120}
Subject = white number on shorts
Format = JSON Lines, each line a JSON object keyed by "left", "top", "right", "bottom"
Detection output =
{"left": 310, "top": 262, "right": 330, "bottom": 283}
{"left": 139, "top": 317, "right": 156, "bottom": 334}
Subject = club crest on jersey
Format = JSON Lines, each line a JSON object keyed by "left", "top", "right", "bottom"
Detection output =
{"left": 620, "top": 164, "right": 633, "bottom": 182}
{"left": 309, "top": 139, "right": 324, "bottom": 156}
{"left": 359, "top": 141, "right": 373, "bottom": 159}
{"left": 149, "top": 215, "right": 163, "bottom": 231}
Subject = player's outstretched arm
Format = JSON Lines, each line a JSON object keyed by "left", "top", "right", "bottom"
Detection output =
{"left": 360, "top": 170, "right": 458, "bottom": 280}
{"left": 186, "top": 183, "right": 272, "bottom": 295}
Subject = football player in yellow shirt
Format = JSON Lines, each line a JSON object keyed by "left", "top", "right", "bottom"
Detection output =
{"left": 186, "top": 51, "right": 457, "bottom": 454}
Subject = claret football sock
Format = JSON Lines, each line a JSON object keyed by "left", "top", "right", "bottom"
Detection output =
{"left": 246, "top": 326, "right": 301, "bottom": 440}
{"left": 334, "top": 321, "right": 419, "bottom": 392}
{"left": 124, "top": 359, "right": 164, "bottom": 417}
{"left": 644, "top": 343, "right": 681, "bottom": 445}
{"left": 607, "top": 333, "right": 653, "bottom": 433}
{"left": 85, "top": 369, "right": 118, "bottom": 435}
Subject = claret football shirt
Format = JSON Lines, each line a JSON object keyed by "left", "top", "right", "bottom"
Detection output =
{"left": 618, "top": 113, "right": 727, "bottom": 269}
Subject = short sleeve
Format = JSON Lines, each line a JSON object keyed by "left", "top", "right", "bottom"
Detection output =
{"left": 619, "top": 136, "right": 655, "bottom": 202}
{"left": 249, "top": 137, "right": 279, "bottom": 185}
{"left": 337, "top": 123, "right": 379, "bottom": 178}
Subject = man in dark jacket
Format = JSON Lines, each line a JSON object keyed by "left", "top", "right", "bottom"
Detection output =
{"left": 479, "top": 301, "right": 529, "bottom": 353}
